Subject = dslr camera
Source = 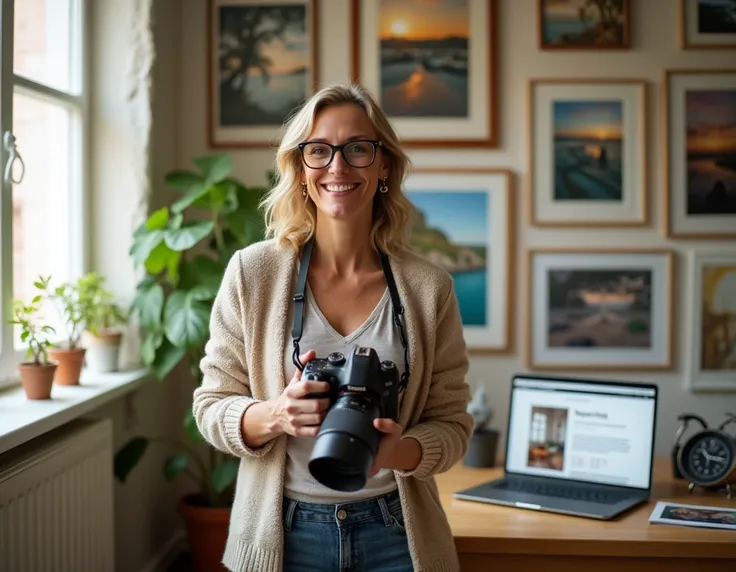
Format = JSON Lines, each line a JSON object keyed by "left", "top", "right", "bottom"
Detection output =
{"left": 303, "top": 346, "right": 400, "bottom": 492}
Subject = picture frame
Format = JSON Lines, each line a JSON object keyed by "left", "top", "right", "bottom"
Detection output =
{"left": 403, "top": 169, "right": 514, "bottom": 352}
{"left": 663, "top": 69, "right": 736, "bottom": 239}
{"left": 687, "top": 251, "right": 736, "bottom": 392}
{"left": 351, "top": 0, "right": 498, "bottom": 147}
{"left": 207, "top": 0, "right": 320, "bottom": 148}
{"left": 538, "top": 0, "right": 630, "bottom": 50}
{"left": 527, "top": 249, "right": 675, "bottom": 371}
{"left": 528, "top": 79, "right": 648, "bottom": 227}
{"left": 680, "top": 0, "right": 736, "bottom": 49}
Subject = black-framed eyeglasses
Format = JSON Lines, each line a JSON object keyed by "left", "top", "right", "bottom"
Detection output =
{"left": 298, "top": 139, "right": 383, "bottom": 169}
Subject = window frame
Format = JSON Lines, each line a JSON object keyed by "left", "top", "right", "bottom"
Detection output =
{"left": 0, "top": 0, "right": 89, "bottom": 390}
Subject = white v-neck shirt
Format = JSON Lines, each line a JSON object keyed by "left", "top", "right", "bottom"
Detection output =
{"left": 282, "top": 281, "right": 407, "bottom": 503}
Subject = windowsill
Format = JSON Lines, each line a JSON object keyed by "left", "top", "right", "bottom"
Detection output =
{"left": 0, "top": 366, "right": 153, "bottom": 455}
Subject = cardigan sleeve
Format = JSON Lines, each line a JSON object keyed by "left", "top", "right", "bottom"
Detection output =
{"left": 192, "top": 250, "right": 276, "bottom": 458}
{"left": 395, "top": 287, "right": 473, "bottom": 480}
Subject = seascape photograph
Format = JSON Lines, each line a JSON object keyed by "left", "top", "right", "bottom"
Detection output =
{"left": 553, "top": 100, "right": 624, "bottom": 201}
{"left": 217, "top": 4, "right": 311, "bottom": 126}
{"left": 685, "top": 89, "right": 736, "bottom": 214}
{"left": 378, "top": 0, "right": 469, "bottom": 117}
{"left": 547, "top": 268, "right": 652, "bottom": 348}
{"left": 407, "top": 191, "right": 487, "bottom": 326}
{"left": 541, "top": 0, "right": 627, "bottom": 47}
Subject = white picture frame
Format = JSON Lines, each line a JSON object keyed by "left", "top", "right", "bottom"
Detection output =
{"left": 527, "top": 249, "right": 675, "bottom": 370}
{"left": 528, "top": 79, "right": 648, "bottom": 227}
{"left": 403, "top": 169, "right": 514, "bottom": 352}
{"left": 687, "top": 251, "right": 736, "bottom": 392}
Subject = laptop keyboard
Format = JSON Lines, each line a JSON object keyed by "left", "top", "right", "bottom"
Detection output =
{"left": 494, "top": 479, "right": 629, "bottom": 505}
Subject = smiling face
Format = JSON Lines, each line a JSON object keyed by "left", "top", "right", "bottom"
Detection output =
{"left": 301, "top": 103, "right": 388, "bottom": 224}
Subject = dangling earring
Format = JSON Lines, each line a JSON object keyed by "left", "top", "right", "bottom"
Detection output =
{"left": 301, "top": 181, "right": 307, "bottom": 197}
{"left": 379, "top": 177, "right": 389, "bottom": 194}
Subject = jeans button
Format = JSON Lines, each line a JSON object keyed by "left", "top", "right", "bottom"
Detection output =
{"left": 337, "top": 509, "right": 347, "bottom": 520}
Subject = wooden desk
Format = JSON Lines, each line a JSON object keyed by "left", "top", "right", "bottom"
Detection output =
{"left": 435, "top": 457, "right": 736, "bottom": 571}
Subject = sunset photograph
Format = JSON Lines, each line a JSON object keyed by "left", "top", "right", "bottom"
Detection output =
{"left": 686, "top": 89, "right": 736, "bottom": 214}
{"left": 541, "top": 0, "right": 628, "bottom": 47}
{"left": 378, "top": 0, "right": 469, "bottom": 117}
{"left": 553, "top": 100, "right": 623, "bottom": 201}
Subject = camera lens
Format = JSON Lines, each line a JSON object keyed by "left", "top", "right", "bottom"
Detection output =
{"left": 308, "top": 395, "right": 382, "bottom": 492}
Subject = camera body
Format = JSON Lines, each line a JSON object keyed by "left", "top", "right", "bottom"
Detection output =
{"left": 303, "top": 346, "right": 401, "bottom": 492}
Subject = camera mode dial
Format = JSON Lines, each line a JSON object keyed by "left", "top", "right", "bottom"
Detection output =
{"left": 381, "top": 360, "right": 396, "bottom": 372}
{"left": 327, "top": 352, "right": 345, "bottom": 365}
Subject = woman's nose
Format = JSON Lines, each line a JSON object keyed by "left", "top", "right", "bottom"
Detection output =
{"left": 329, "top": 149, "right": 349, "bottom": 174}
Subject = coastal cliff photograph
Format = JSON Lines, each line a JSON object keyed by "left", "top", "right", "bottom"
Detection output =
{"left": 406, "top": 191, "right": 487, "bottom": 326}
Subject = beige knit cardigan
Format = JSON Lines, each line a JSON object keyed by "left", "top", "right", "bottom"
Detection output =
{"left": 193, "top": 239, "right": 473, "bottom": 572}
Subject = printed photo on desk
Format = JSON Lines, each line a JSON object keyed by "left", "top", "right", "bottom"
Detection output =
{"left": 680, "top": 0, "right": 736, "bottom": 49}
{"left": 664, "top": 68, "right": 736, "bottom": 238}
{"left": 526, "top": 249, "right": 675, "bottom": 370}
{"left": 404, "top": 169, "right": 514, "bottom": 352}
{"left": 649, "top": 501, "right": 736, "bottom": 531}
{"left": 528, "top": 78, "right": 647, "bottom": 227}
{"left": 687, "top": 251, "right": 736, "bottom": 392}
{"left": 207, "top": 0, "right": 320, "bottom": 147}
{"left": 351, "top": 0, "right": 498, "bottom": 146}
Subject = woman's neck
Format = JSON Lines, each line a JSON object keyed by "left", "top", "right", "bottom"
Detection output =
{"left": 312, "top": 217, "right": 379, "bottom": 275}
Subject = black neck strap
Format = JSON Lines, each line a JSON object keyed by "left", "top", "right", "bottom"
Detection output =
{"left": 291, "top": 236, "right": 410, "bottom": 392}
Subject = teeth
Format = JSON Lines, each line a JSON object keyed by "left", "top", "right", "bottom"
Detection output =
{"left": 324, "top": 183, "right": 358, "bottom": 192}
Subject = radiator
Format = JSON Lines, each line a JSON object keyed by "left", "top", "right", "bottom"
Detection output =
{"left": 0, "top": 417, "right": 115, "bottom": 572}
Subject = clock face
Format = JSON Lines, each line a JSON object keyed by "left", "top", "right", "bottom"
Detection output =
{"left": 681, "top": 431, "right": 735, "bottom": 485}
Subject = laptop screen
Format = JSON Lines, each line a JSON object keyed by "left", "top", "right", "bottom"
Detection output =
{"left": 505, "top": 376, "right": 657, "bottom": 490}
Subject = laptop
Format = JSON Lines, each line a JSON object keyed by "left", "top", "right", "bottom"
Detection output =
{"left": 454, "top": 374, "right": 658, "bottom": 520}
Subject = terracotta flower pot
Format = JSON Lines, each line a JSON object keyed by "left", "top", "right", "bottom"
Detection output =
{"left": 47, "top": 347, "right": 86, "bottom": 385}
{"left": 178, "top": 495, "right": 231, "bottom": 572}
{"left": 18, "top": 362, "right": 58, "bottom": 399}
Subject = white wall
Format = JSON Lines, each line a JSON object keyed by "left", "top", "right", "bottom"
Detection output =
{"left": 175, "top": 0, "right": 735, "bottom": 457}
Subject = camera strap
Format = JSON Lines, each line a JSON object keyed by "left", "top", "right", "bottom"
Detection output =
{"left": 291, "top": 235, "right": 410, "bottom": 392}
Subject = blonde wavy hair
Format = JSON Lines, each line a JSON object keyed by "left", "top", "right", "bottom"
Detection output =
{"left": 260, "top": 82, "right": 414, "bottom": 256}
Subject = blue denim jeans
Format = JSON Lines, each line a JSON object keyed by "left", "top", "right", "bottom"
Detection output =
{"left": 282, "top": 489, "right": 414, "bottom": 572}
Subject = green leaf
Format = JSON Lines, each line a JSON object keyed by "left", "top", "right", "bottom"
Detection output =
{"left": 164, "top": 221, "right": 215, "bottom": 251}
{"left": 179, "top": 256, "right": 224, "bottom": 291}
{"left": 130, "top": 230, "right": 164, "bottom": 266}
{"left": 194, "top": 154, "right": 232, "bottom": 185}
{"left": 164, "top": 454, "right": 189, "bottom": 481}
{"left": 184, "top": 408, "right": 204, "bottom": 443}
{"left": 144, "top": 241, "right": 180, "bottom": 276}
{"left": 171, "top": 182, "right": 209, "bottom": 214}
{"left": 188, "top": 283, "right": 220, "bottom": 302}
{"left": 114, "top": 437, "right": 149, "bottom": 483}
{"left": 152, "top": 338, "right": 187, "bottom": 379}
{"left": 211, "top": 458, "right": 239, "bottom": 494}
{"left": 145, "top": 207, "right": 169, "bottom": 231}
{"left": 163, "top": 291, "right": 210, "bottom": 348}
{"left": 132, "top": 281, "right": 164, "bottom": 331}
{"left": 141, "top": 330, "right": 164, "bottom": 365}
{"left": 165, "top": 170, "right": 205, "bottom": 192}
{"left": 226, "top": 209, "right": 265, "bottom": 246}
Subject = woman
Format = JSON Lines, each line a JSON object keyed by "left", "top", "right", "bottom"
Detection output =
{"left": 193, "top": 82, "right": 473, "bottom": 572}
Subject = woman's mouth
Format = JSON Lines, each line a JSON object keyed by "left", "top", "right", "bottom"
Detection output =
{"left": 321, "top": 182, "right": 360, "bottom": 194}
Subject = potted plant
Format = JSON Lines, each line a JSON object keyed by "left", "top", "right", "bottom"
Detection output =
{"left": 9, "top": 297, "right": 57, "bottom": 400}
{"left": 35, "top": 275, "right": 94, "bottom": 385}
{"left": 464, "top": 386, "right": 500, "bottom": 468}
{"left": 113, "top": 153, "right": 267, "bottom": 572}
{"left": 80, "top": 272, "right": 128, "bottom": 373}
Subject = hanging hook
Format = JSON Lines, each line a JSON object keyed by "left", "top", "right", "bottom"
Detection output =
{"left": 3, "top": 131, "right": 26, "bottom": 185}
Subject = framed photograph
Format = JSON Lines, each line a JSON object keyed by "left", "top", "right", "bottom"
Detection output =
{"left": 528, "top": 79, "right": 647, "bottom": 226}
{"left": 687, "top": 251, "right": 736, "bottom": 392}
{"left": 680, "top": 0, "right": 736, "bottom": 49}
{"left": 664, "top": 69, "right": 736, "bottom": 238}
{"left": 207, "top": 0, "right": 319, "bottom": 148}
{"left": 351, "top": 0, "right": 498, "bottom": 147}
{"left": 404, "top": 169, "right": 514, "bottom": 352}
{"left": 649, "top": 501, "right": 736, "bottom": 531}
{"left": 539, "top": 0, "right": 630, "bottom": 50}
{"left": 527, "top": 249, "right": 675, "bottom": 370}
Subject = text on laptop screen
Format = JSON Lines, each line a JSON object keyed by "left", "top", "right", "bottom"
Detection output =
{"left": 505, "top": 377, "right": 656, "bottom": 489}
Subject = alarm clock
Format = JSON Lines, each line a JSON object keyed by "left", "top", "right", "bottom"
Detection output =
{"left": 676, "top": 412, "right": 736, "bottom": 499}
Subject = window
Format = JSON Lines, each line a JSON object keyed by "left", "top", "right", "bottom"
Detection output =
{"left": 531, "top": 412, "right": 547, "bottom": 444}
{"left": 0, "top": 0, "right": 87, "bottom": 388}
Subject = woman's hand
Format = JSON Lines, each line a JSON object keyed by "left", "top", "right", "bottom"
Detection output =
{"left": 270, "top": 349, "right": 331, "bottom": 437}
{"left": 368, "top": 418, "right": 404, "bottom": 477}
